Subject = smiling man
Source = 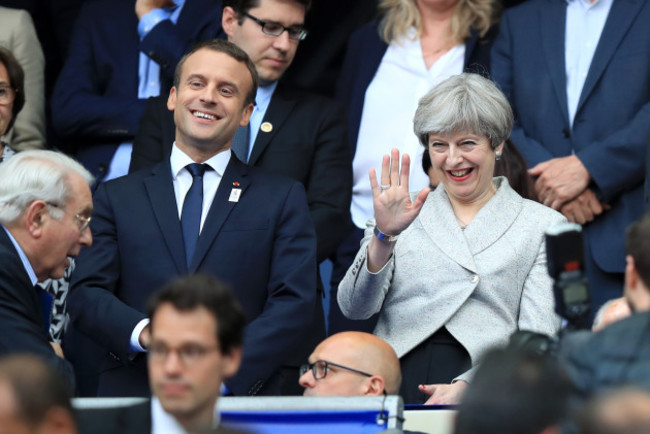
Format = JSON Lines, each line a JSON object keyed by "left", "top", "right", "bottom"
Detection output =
{"left": 0, "top": 150, "right": 94, "bottom": 392}
{"left": 68, "top": 39, "right": 317, "bottom": 398}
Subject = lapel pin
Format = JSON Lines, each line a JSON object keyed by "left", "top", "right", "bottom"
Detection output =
{"left": 229, "top": 188, "right": 242, "bottom": 203}
{"left": 233, "top": 181, "right": 240, "bottom": 187}
{"left": 261, "top": 122, "right": 273, "bottom": 133}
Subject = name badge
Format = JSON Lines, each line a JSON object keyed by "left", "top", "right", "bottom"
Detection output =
{"left": 229, "top": 188, "right": 242, "bottom": 202}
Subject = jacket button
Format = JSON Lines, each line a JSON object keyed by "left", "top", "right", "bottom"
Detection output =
{"left": 470, "top": 275, "right": 479, "bottom": 284}
{"left": 562, "top": 128, "right": 570, "bottom": 138}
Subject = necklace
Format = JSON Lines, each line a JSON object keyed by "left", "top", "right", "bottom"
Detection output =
{"left": 455, "top": 214, "right": 469, "bottom": 230}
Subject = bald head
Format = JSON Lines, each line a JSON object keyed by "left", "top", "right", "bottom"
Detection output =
{"left": 299, "top": 332, "right": 401, "bottom": 396}
{"left": 592, "top": 297, "right": 632, "bottom": 332}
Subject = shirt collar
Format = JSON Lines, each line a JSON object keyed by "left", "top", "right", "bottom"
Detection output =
{"left": 151, "top": 397, "right": 219, "bottom": 434}
{"left": 254, "top": 81, "right": 278, "bottom": 113}
{"left": 170, "top": 143, "right": 231, "bottom": 179}
{"left": 2, "top": 225, "right": 38, "bottom": 285}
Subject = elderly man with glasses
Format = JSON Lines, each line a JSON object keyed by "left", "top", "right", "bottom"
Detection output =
{"left": 0, "top": 150, "right": 94, "bottom": 393}
{"left": 299, "top": 332, "right": 401, "bottom": 397}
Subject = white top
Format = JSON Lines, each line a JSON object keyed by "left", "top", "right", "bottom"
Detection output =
{"left": 565, "top": 0, "right": 613, "bottom": 128}
{"left": 351, "top": 27, "right": 465, "bottom": 228}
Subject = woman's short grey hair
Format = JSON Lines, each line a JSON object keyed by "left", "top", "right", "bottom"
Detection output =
{"left": 0, "top": 151, "right": 94, "bottom": 225}
{"left": 413, "top": 73, "right": 513, "bottom": 149}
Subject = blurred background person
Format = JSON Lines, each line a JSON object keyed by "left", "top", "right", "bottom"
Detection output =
{"left": 330, "top": 0, "right": 501, "bottom": 334}
{"left": 0, "top": 354, "right": 77, "bottom": 434}
{"left": 0, "top": 46, "right": 25, "bottom": 162}
{"left": 338, "top": 73, "right": 564, "bottom": 404}
{"left": 454, "top": 347, "right": 572, "bottom": 434}
{"left": 578, "top": 388, "right": 650, "bottom": 434}
{"left": 591, "top": 297, "right": 631, "bottom": 332}
{"left": 0, "top": 6, "right": 45, "bottom": 151}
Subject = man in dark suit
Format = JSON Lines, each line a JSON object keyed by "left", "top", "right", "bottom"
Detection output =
{"left": 491, "top": 0, "right": 650, "bottom": 311}
{"left": 0, "top": 150, "right": 94, "bottom": 391}
{"left": 75, "top": 274, "right": 246, "bottom": 433}
{"left": 129, "top": 0, "right": 352, "bottom": 268}
{"left": 51, "top": 0, "right": 223, "bottom": 183}
{"left": 67, "top": 39, "right": 317, "bottom": 398}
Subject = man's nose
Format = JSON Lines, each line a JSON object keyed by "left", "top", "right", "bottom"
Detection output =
{"left": 273, "top": 30, "right": 292, "bottom": 52}
{"left": 298, "top": 370, "right": 315, "bottom": 389}
{"left": 79, "top": 226, "right": 92, "bottom": 246}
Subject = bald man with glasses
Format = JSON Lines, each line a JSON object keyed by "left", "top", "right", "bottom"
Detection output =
{"left": 299, "top": 332, "right": 401, "bottom": 397}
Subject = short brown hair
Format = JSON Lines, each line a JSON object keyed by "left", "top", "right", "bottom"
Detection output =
{"left": 173, "top": 39, "right": 258, "bottom": 107}
{"left": 0, "top": 47, "right": 25, "bottom": 133}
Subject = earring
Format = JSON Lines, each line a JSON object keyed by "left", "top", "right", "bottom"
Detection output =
{"left": 496, "top": 152, "right": 502, "bottom": 161}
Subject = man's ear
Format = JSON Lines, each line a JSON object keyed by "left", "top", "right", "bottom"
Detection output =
{"left": 626, "top": 255, "right": 638, "bottom": 291}
{"left": 41, "top": 406, "right": 78, "bottom": 434}
{"left": 239, "top": 103, "right": 254, "bottom": 127}
{"left": 363, "top": 376, "right": 386, "bottom": 396}
{"left": 222, "top": 6, "right": 238, "bottom": 37}
{"left": 221, "top": 347, "right": 243, "bottom": 379}
{"left": 24, "top": 200, "right": 49, "bottom": 238}
{"left": 167, "top": 86, "right": 177, "bottom": 112}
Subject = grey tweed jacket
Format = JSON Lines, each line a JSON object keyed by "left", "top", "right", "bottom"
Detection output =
{"left": 338, "top": 177, "right": 564, "bottom": 382}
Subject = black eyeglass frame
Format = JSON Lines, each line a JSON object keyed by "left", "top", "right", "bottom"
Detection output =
{"left": 300, "top": 360, "right": 373, "bottom": 380}
{"left": 242, "top": 12, "right": 308, "bottom": 41}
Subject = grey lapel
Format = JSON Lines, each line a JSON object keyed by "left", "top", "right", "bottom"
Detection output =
{"left": 462, "top": 178, "right": 523, "bottom": 255}
{"left": 577, "top": 0, "right": 644, "bottom": 113}
{"left": 247, "top": 86, "right": 298, "bottom": 165}
{"left": 418, "top": 187, "right": 478, "bottom": 273}
{"left": 144, "top": 162, "right": 187, "bottom": 274}
{"left": 541, "top": 0, "right": 570, "bottom": 124}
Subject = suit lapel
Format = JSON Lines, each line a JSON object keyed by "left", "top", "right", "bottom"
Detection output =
{"left": 541, "top": 0, "right": 570, "bottom": 124}
{"left": 462, "top": 178, "right": 523, "bottom": 255}
{"left": 577, "top": 0, "right": 643, "bottom": 113}
{"left": 190, "top": 154, "right": 251, "bottom": 271}
{"left": 144, "top": 162, "right": 187, "bottom": 273}
{"left": 418, "top": 188, "right": 478, "bottom": 273}
{"left": 247, "top": 85, "right": 298, "bottom": 165}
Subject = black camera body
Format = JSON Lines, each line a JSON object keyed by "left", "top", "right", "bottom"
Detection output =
{"left": 545, "top": 223, "right": 591, "bottom": 330}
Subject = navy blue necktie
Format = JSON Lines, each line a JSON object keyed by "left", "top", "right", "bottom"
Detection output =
{"left": 231, "top": 124, "right": 251, "bottom": 163}
{"left": 36, "top": 286, "right": 52, "bottom": 335}
{"left": 181, "top": 163, "right": 209, "bottom": 266}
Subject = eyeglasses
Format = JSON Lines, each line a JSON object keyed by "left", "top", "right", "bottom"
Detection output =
{"left": 148, "top": 343, "right": 219, "bottom": 366}
{"left": 0, "top": 84, "right": 16, "bottom": 105}
{"left": 300, "top": 360, "right": 373, "bottom": 380}
{"left": 242, "top": 12, "right": 308, "bottom": 41}
{"left": 46, "top": 203, "right": 92, "bottom": 232}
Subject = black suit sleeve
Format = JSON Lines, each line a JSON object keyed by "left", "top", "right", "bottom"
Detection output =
{"left": 305, "top": 100, "right": 352, "bottom": 262}
{"left": 129, "top": 96, "right": 172, "bottom": 173}
{"left": 0, "top": 248, "right": 75, "bottom": 392}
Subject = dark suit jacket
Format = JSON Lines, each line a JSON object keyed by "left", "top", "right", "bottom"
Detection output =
{"left": 129, "top": 85, "right": 352, "bottom": 263}
{"left": 0, "top": 228, "right": 75, "bottom": 391}
{"left": 68, "top": 155, "right": 317, "bottom": 397}
{"left": 335, "top": 20, "right": 498, "bottom": 155}
{"left": 76, "top": 400, "right": 151, "bottom": 434}
{"left": 491, "top": 0, "right": 649, "bottom": 280}
{"left": 51, "top": 0, "right": 223, "bottom": 181}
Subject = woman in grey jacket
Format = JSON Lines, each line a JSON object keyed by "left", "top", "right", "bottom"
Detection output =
{"left": 338, "top": 73, "right": 564, "bottom": 405}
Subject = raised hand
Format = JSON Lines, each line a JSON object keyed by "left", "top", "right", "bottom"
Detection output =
{"left": 369, "top": 148, "right": 430, "bottom": 236}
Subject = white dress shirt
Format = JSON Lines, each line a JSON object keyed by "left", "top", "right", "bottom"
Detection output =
{"left": 565, "top": 0, "right": 613, "bottom": 128}
{"left": 351, "top": 27, "right": 465, "bottom": 228}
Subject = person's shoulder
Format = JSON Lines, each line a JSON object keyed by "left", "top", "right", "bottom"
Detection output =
{"left": 245, "top": 163, "right": 303, "bottom": 190}
{"left": 520, "top": 198, "right": 566, "bottom": 225}
{"left": 503, "top": 0, "right": 550, "bottom": 18}
{"left": 275, "top": 84, "right": 343, "bottom": 111}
